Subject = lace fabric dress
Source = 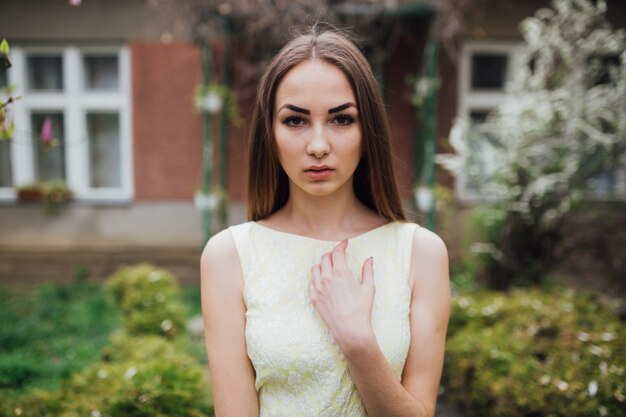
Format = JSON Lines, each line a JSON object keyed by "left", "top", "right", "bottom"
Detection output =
{"left": 229, "top": 221, "right": 419, "bottom": 417}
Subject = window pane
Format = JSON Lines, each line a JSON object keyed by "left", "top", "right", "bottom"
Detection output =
{"left": 32, "top": 112, "right": 65, "bottom": 181}
{"left": 0, "top": 51, "right": 9, "bottom": 81}
{"left": 471, "top": 53, "right": 508, "bottom": 90}
{"left": 0, "top": 140, "right": 12, "bottom": 187}
{"left": 589, "top": 166, "right": 626, "bottom": 199}
{"left": 466, "top": 110, "right": 498, "bottom": 194}
{"left": 0, "top": 69, "right": 7, "bottom": 88}
{"left": 28, "top": 55, "right": 63, "bottom": 91}
{"left": 470, "top": 110, "right": 489, "bottom": 125}
{"left": 87, "top": 112, "right": 121, "bottom": 188}
{"left": 83, "top": 55, "right": 119, "bottom": 90}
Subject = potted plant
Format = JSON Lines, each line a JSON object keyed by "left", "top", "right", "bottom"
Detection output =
{"left": 16, "top": 180, "right": 73, "bottom": 213}
{"left": 16, "top": 184, "right": 43, "bottom": 202}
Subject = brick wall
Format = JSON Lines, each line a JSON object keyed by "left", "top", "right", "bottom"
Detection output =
{"left": 386, "top": 24, "right": 424, "bottom": 199}
{"left": 131, "top": 41, "right": 203, "bottom": 200}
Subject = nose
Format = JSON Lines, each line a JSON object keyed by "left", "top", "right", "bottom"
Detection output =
{"left": 306, "top": 125, "right": 330, "bottom": 159}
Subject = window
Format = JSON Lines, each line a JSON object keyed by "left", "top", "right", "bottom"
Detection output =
{"left": 0, "top": 66, "right": 11, "bottom": 187}
{"left": 83, "top": 55, "right": 119, "bottom": 90}
{"left": 27, "top": 55, "right": 64, "bottom": 91}
{"left": 87, "top": 112, "right": 121, "bottom": 188}
{"left": 458, "top": 41, "right": 626, "bottom": 202}
{"left": 0, "top": 140, "right": 11, "bottom": 187}
{"left": 0, "top": 68, "right": 7, "bottom": 88}
{"left": 31, "top": 112, "right": 66, "bottom": 181}
{"left": 587, "top": 53, "right": 626, "bottom": 199}
{"left": 471, "top": 54, "right": 509, "bottom": 90}
{"left": 457, "top": 42, "right": 524, "bottom": 201}
{"left": 0, "top": 62, "right": 13, "bottom": 188}
{"left": 589, "top": 166, "right": 626, "bottom": 200}
{"left": 1, "top": 46, "right": 132, "bottom": 202}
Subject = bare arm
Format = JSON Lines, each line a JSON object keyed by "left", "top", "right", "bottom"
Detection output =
{"left": 309, "top": 227, "right": 450, "bottom": 417}
{"left": 400, "top": 227, "right": 450, "bottom": 415}
{"left": 200, "top": 229, "right": 259, "bottom": 417}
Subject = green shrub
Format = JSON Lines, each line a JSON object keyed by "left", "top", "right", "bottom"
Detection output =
{"left": 444, "top": 288, "right": 626, "bottom": 417}
{"left": 107, "top": 264, "right": 188, "bottom": 338}
{"left": 57, "top": 334, "right": 211, "bottom": 417}
{"left": 1, "top": 265, "right": 214, "bottom": 417}
{"left": 0, "top": 389, "right": 63, "bottom": 417}
{"left": 0, "top": 281, "right": 120, "bottom": 391}
{"left": 1, "top": 335, "right": 212, "bottom": 417}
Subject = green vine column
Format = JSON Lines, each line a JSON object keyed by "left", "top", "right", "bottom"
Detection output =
{"left": 423, "top": 40, "right": 439, "bottom": 230}
{"left": 200, "top": 41, "right": 213, "bottom": 247}
{"left": 218, "top": 15, "right": 233, "bottom": 231}
{"left": 412, "top": 40, "right": 439, "bottom": 231}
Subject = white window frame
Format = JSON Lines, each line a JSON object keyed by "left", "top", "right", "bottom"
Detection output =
{"left": 457, "top": 41, "right": 626, "bottom": 203}
{"left": 1, "top": 44, "right": 133, "bottom": 203}
{"left": 456, "top": 41, "right": 525, "bottom": 203}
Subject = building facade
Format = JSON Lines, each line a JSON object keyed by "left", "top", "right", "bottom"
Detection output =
{"left": 0, "top": 0, "right": 624, "bottom": 284}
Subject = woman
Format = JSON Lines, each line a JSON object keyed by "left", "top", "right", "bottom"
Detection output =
{"left": 201, "top": 28, "right": 450, "bottom": 417}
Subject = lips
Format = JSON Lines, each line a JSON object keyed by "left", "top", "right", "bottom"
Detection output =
{"left": 304, "top": 166, "right": 334, "bottom": 180}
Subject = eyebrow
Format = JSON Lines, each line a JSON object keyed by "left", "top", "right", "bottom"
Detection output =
{"left": 278, "top": 104, "right": 310, "bottom": 114}
{"left": 276, "top": 102, "right": 358, "bottom": 115}
{"left": 328, "top": 102, "right": 357, "bottom": 114}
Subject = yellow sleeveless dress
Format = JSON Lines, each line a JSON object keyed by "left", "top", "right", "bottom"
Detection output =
{"left": 229, "top": 221, "right": 418, "bottom": 417}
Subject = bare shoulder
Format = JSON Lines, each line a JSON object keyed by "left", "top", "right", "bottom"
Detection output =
{"left": 412, "top": 225, "right": 448, "bottom": 261}
{"left": 200, "top": 228, "right": 258, "bottom": 414}
{"left": 402, "top": 225, "right": 450, "bottom": 408}
{"left": 200, "top": 228, "right": 242, "bottom": 288}
{"left": 408, "top": 225, "right": 450, "bottom": 290}
{"left": 201, "top": 228, "right": 237, "bottom": 264}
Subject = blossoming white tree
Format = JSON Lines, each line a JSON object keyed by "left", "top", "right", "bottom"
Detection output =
{"left": 438, "top": 0, "right": 626, "bottom": 288}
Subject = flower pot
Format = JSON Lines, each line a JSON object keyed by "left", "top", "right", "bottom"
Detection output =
{"left": 17, "top": 189, "right": 43, "bottom": 202}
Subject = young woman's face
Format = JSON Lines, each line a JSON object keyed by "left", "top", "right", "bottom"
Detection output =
{"left": 273, "top": 59, "right": 363, "bottom": 199}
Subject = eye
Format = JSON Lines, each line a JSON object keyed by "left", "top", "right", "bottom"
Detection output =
{"left": 282, "top": 115, "right": 306, "bottom": 127}
{"left": 333, "top": 114, "right": 355, "bottom": 126}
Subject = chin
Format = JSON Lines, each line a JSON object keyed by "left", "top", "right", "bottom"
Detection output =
{"left": 287, "top": 173, "right": 354, "bottom": 198}
{"left": 302, "top": 186, "right": 337, "bottom": 197}
{"left": 298, "top": 181, "right": 352, "bottom": 198}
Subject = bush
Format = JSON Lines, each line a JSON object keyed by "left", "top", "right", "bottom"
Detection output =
{"left": 107, "top": 264, "right": 188, "bottom": 338}
{"left": 438, "top": 0, "right": 626, "bottom": 288}
{"left": 61, "top": 334, "right": 211, "bottom": 417}
{"left": 0, "top": 265, "right": 213, "bottom": 417}
{"left": 0, "top": 281, "right": 120, "bottom": 391}
{"left": 444, "top": 287, "right": 626, "bottom": 417}
{"left": 1, "top": 335, "right": 212, "bottom": 417}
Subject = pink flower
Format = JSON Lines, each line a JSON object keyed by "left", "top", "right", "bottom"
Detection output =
{"left": 68, "top": 0, "right": 81, "bottom": 6}
{"left": 40, "top": 117, "right": 54, "bottom": 146}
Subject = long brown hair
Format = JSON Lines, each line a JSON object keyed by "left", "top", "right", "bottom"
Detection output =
{"left": 247, "top": 28, "right": 406, "bottom": 222}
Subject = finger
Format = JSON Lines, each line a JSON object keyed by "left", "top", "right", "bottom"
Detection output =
{"left": 331, "top": 239, "right": 349, "bottom": 270}
{"left": 361, "top": 257, "right": 375, "bottom": 290}
{"left": 308, "top": 280, "right": 317, "bottom": 305}
{"left": 311, "top": 264, "right": 323, "bottom": 292}
{"left": 321, "top": 252, "right": 333, "bottom": 277}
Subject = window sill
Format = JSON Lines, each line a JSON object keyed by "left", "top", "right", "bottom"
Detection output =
{"left": 0, "top": 197, "right": 133, "bottom": 207}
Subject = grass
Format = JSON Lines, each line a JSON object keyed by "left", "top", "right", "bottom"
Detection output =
{"left": 0, "top": 264, "right": 216, "bottom": 417}
{"left": 0, "top": 279, "right": 208, "bottom": 402}
{"left": 182, "top": 285, "right": 202, "bottom": 316}
{"left": 0, "top": 280, "right": 121, "bottom": 396}
{"left": 181, "top": 285, "right": 209, "bottom": 367}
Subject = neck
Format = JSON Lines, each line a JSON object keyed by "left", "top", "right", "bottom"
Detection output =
{"left": 281, "top": 183, "right": 367, "bottom": 235}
